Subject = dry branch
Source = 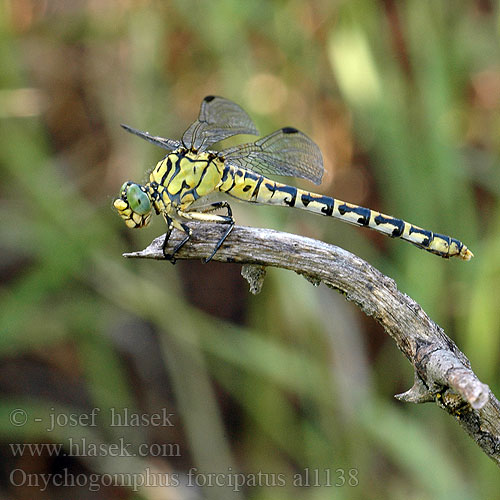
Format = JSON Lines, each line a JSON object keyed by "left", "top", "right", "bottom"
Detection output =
{"left": 124, "top": 222, "right": 500, "bottom": 466}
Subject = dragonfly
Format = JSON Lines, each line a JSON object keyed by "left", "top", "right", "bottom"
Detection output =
{"left": 114, "top": 96, "right": 473, "bottom": 263}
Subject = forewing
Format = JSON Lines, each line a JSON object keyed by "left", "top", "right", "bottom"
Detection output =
{"left": 222, "top": 127, "right": 324, "bottom": 185}
{"left": 182, "top": 96, "right": 259, "bottom": 152}
{"left": 121, "top": 124, "right": 181, "bottom": 151}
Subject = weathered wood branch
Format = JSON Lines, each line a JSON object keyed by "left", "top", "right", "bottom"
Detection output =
{"left": 124, "top": 223, "right": 500, "bottom": 466}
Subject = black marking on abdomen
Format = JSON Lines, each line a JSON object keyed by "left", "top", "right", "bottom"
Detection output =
{"left": 317, "top": 196, "right": 335, "bottom": 216}
{"left": 433, "top": 233, "right": 451, "bottom": 246}
{"left": 301, "top": 193, "right": 312, "bottom": 207}
{"left": 225, "top": 167, "right": 248, "bottom": 195}
{"left": 265, "top": 182, "right": 276, "bottom": 198}
{"left": 321, "top": 198, "right": 334, "bottom": 216}
{"left": 221, "top": 165, "right": 230, "bottom": 184}
{"left": 242, "top": 170, "right": 259, "bottom": 193}
{"left": 251, "top": 175, "right": 264, "bottom": 199}
{"left": 244, "top": 170, "right": 260, "bottom": 182}
{"left": 338, "top": 204, "right": 371, "bottom": 226}
{"left": 276, "top": 185, "right": 297, "bottom": 207}
{"left": 374, "top": 214, "right": 405, "bottom": 237}
{"left": 408, "top": 226, "right": 432, "bottom": 246}
{"left": 300, "top": 193, "right": 333, "bottom": 216}
{"left": 225, "top": 169, "right": 237, "bottom": 193}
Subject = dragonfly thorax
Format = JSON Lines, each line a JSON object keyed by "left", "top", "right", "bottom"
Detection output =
{"left": 113, "top": 181, "right": 153, "bottom": 229}
{"left": 147, "top": 149, "right": 225, "bottom": 214}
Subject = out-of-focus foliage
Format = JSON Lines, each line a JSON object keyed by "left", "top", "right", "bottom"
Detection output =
{"left": 0, "top": 1, "right": 499, "bottom": 499}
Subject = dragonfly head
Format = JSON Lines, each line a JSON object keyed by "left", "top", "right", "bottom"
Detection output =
{"left": 113, "top": 182, "right": 152, "bottom": 228}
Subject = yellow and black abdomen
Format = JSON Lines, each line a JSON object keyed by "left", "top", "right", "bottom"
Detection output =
{"left": 218, "top": 164, "right": 472, "bottom": 260}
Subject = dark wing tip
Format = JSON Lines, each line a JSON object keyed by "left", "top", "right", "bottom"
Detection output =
{"left": 281, "top": 126, "right": 299, "bottom": 134}
{"left": 204, "top": 95, "right": 216, "bottom": 102}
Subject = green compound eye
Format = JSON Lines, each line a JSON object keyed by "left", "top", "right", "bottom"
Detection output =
{"left": 127, "top": 184, "right": 151, "bottom": 215}
{"left": 119, "top": 182, "right": 129, "bottom": 195}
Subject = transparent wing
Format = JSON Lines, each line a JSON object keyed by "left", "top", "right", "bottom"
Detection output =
{"left": 121, "top": 124, "right": 181, "bottom": 151}
{"left": 182, "top": 96, "right": 259, "bottom": 152}
{"left": 222, "top": 127, "right": 324, "bottom": 185}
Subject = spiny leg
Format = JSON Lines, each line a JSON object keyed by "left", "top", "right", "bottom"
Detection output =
{"left": 202, "top": 202, "right": 234, "bottom": 263}
{"left": 170, "top": 222, "right": 192, "bottom": 262}
{"left": 161, "top": 214, "right": 174, "bottom": 260}
{"left": 162, "top": 215, "right": 192, "bottom": 264}
{"left": 177, "top": 203, "right": 235, "bottom": 263}
{"left": 198, "top": 201, "right": 232, "bottom": 215}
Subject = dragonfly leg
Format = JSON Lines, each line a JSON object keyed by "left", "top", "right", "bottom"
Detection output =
{"left": 202, "top": 202, "right": 234, "bottom": 263}
{"left": 198, "top": 201, "right": 232, "bottom": 215}
{"left": 161, "top": 215, "right": 174, "bottom": 261}
{"left": 162, "top": 215, "right": 192, "bottom": 264}
{"left": 177, "top": 203, "right": 235, "bottom": 263}
{"left": 169, "top": 223, "right": 192, "bottom": 263}
{"left": 204, "top": 221, "right": 234, "bottom": 263}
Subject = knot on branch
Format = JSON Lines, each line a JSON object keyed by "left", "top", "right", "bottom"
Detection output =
{"left": 413, "top": 343, "right": 490, "bottom": 410}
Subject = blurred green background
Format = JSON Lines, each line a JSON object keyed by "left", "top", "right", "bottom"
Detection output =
{"left": 1, "top": 0, "right": 499, "bottom": 498}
